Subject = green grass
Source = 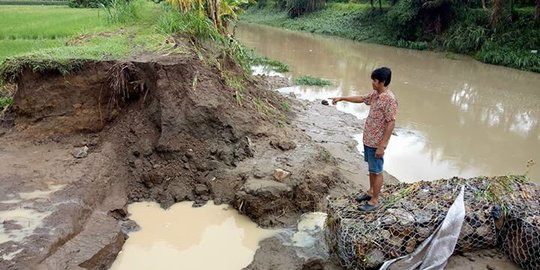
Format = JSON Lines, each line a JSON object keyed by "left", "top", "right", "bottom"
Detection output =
{"left": 0, "top": 6, "right": 109, "bottom": 40}
{"left": 0, "top": 39, "right": 65, "bottom": 60}
{"left": 295, "top": 75, "right": 332, "bottom": 86}
{"left": 0, "top": 96, "right": 13, "bottom": 110}
{"left": 0, "top": 1, "right": 169, "bottom": 81}
{"left": 250, "top": 56, "right": 290, "bottom": 72}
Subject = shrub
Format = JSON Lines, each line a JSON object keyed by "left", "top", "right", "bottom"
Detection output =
{"left": 287, "top": 0, "right": 326, "bottom": 17}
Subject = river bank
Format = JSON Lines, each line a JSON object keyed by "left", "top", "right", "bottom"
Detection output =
{"left": 241, "top": 3, "right": 540, "bottom": 73}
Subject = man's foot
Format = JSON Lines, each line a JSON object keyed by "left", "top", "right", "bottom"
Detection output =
{"left": 358, "top": 202, "right": 380, "bottom": 212}
{"left": 355, "top": 193, "right": 372, "bottom": 203}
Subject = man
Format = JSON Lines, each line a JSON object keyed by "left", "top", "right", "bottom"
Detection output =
{"left": 332, "top": 67, "right": 397, "bottom": 212}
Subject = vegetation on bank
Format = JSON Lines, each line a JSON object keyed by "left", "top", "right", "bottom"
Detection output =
{"left": 0, "top": 0, "right": 290, "bottom": 115}
{"left": 295, "top": 75, "right": 332, "bottom": 86}
{"left": 243, "top": 1, "right": 540, "bottom": 73}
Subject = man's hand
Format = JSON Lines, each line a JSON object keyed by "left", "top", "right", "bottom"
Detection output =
{"left": 331, "top": 97, "right": 342, "bottom": 105}
{"left": 375, "top": 146, "right": 385, "bottom": 158}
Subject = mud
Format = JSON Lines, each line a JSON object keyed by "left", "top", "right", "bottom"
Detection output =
{"left": 0, "top": 42, "right": 519, "bottom": 269}
{"left": 0, "top": 41, "right": 351, "bottom": 269}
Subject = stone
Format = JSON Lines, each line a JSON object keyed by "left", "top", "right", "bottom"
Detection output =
{"left": 120, "top": 220, "right": 140, "bottom": 235}
{"left": 387, "top": 209, "right": 415, "bottom": 226}
{"left": 271, "top": 140, "right": 297, "bottom": 151}
{"left": 365, "top": 249, "right": 385, "bottom": 268}
{"left": 272, "top": 169, "right": 291, "bottom": 182}
{"left": 379, "top": 214, "right": 397, "bottom": 226}
{"left": 388, "top": 236, "right": 403, "bottom": 247}
{"left": 243, "top": 179, "right": 292, "bottom": 197}
{"left": 405, "top": 238, "right": 417, "bottom": 253}
{"left": 253, "top": 169, "right": 266, "bottom": 179}
{"left": 413, "top": 210, "right": 433, "bottom": 225}
{"left": 417, "top": 227, "right": 432, "bottom": 239}
{"left": 71, "top": 146, "right": 89, "bottom": 159}
{"left": 476, "top": 225, "right": 492, "bottom": 237}
{"left": 195, "top": 184, "right": 209, "bottom": 195}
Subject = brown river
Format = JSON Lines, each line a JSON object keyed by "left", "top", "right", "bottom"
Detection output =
{"left": 237, "top": 23, "right": 540, "bottom": 183}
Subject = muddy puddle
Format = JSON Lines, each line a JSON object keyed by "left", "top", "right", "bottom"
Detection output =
{"left": 238, "top": 22, "right": 540, "bottom": 183}
{"left": 109, "top": 201, "right": 277, "bottom": 270}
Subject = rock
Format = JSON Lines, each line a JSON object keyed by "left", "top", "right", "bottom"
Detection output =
{"left": 365, "top": 249, "right": 385, "bottom": 268}
{"left": 71, "top": 146, "right": 89, "bottom": 159}
{"left": 120, "top": 220, "right": 140, "bottom": 235}
{"left": 476, "top": 225, "right": 492, "bottom": 237}
{"left": 195, "top": 184, "right": 209, "bottom": 195}
{"left": 387, "top": 209, "right": 415, "bottom": 226}
{"left": 272, "top": 169, "right": 291, "bottom": 182}
{"left": 243, "top": 179, "right": 292, "bottom": 197}
{"left": 388, "top": 236, "right": 403, "bottom": 247}
{"left": 405, "top": 238, "right": 417, "bottom": 253}
{"left": 486, "top": 264, "right": 495, "bottom": 270}
{"left": 379, "top": 214, "right": 397, "bottom": 226}
{"left": 413, "top": 210, "right": 433, "bottom": 225}
{"left": 417, "top": 227, "right": 432, "bottom": 239}
{"left": 302, "top": 258, "right": 324, "bottom": 270}
{"left": 321, "top": 100, "right": 329, "bottom": 106}
{"left": 253, "top": 169, "right": 266, "bottom": 179}
{"left": 271, "top": 140, "right": 297, "bottom": 151}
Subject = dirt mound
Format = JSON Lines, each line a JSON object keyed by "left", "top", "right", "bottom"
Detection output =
{"left": 0, "top": 45, "right": 345, "bottom": 269}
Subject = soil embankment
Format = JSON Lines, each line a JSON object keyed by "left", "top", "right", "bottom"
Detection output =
{"left": 0, "top": 44, "right": 517, "bottom": 269}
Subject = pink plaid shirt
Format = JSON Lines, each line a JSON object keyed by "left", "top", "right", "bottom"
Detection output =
{"left": 362, "top": 90, "right": 398, "bottom": 148}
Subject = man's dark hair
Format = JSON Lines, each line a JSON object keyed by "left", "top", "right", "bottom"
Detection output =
{"left": 371, "top": 67, "right": 392, "bottom": 87}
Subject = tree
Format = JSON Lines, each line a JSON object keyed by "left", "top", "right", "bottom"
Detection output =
{"left": 534, "top": 0, "right": 540, "bottom": 21}
{"left": 166, "top": 0, "right": 251, "bottom": 34}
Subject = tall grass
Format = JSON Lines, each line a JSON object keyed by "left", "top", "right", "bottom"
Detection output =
{"left": 156, "top": 5, "right": 220, "bottom": 40}
{"left": 101, "top": 0, "right": 142, "bottom": 24}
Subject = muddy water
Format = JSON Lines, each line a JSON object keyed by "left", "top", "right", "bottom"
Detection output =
{"left": 109, "top": 201, "right": 276, "bottom": 270}
{"left": 238, "top": 23, "right": 540, "bottom": 183}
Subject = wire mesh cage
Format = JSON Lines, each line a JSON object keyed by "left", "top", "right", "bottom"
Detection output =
{"left": 324, "top": 176, "right": 538, "bottom": 270}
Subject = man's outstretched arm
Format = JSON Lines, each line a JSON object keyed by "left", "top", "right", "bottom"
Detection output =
{"left": 331, "top": 96, "right": 366, "bottom": 105}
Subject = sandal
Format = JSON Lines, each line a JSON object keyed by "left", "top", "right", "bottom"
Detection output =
{"left": 355, "top": 193, "right": 372, "bottom": 203}
{"left": 358, "top": 202, "right": 380, "bottom": 212}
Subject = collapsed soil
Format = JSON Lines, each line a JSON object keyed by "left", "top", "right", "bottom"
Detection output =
{"left": 0, "top": 42, "right": 519, "bottom": 269}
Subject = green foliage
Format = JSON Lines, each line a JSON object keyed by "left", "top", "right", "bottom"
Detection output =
{"left": 385, "top": 0, "right": 421, "bottom": 40}
{"left": 0, "top": 0, "right": 67, "bottom": 5}
{"left": 443, "top": 23, "right": 487, "bottom": 53}
{"left": 156, "top": 6, "right": 221, "bottom": 40}
{"left": 0, "top": 96, "right": 14, "bottom": 110}
{"left": 68, "top": 0, "right": 105, "bottom": 8}
{"left": 243, "top": 2, "right": 540, "bottom": 73}
{"left": 287, "top": 0, "right": 326, "bottom": 17}
{"left": 295, "top": 75, "right": 332, "bottom": 86}
{"left": 101, "top": 0, "right": 142, "bottom": 24}
{"left": 251, "top": 56, "right": 290, "bottom": 72}
{"left": 476, "top": 44, "right": 540, "bottom": 73}
{"left": 0, "top": 6, "right": 107, "bottom": 40}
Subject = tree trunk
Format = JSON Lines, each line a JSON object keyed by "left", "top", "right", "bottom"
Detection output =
{"left": 534, "top": 0, "right": 540, "bottom": 21}
{"left": 379, "top": 0, "right": 382, "bottom": 11}
{"left": 370, "top": 0, "right": 374, "bottom": 9}
{"left": 490, "top": 0, "right": 502, "bottom": 28}
{"left": 481, "top": 0, "right": 486, "bottom": 9}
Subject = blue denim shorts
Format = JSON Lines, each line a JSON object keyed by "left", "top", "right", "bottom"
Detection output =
{"left": 364, "top": 145, "right": 384, "bottom": 174}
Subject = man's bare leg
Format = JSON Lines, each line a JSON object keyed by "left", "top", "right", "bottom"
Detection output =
{"left": 367, "top": 173, "right": 383, "bottom": 205}
{"left": 368, "top": 173, "right": 375, "bottom": 196}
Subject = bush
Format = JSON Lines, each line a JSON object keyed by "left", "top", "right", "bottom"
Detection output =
{"left": 295, "top": 75, "right": 332, "bottom": 86}
{"left": 68, "top": 0, "right": 106, "bottom": 8}
{"left": 287, "top": 0, "right": 326, "bottom": 17}
{"left": 156, "top": 6, "right": 220, "bottom": 41}
{"left": 101, "top": 0, "right": 141, "bottom": 24}
{"left": 443, "top": 23, "right": 487, "bottom": 53}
